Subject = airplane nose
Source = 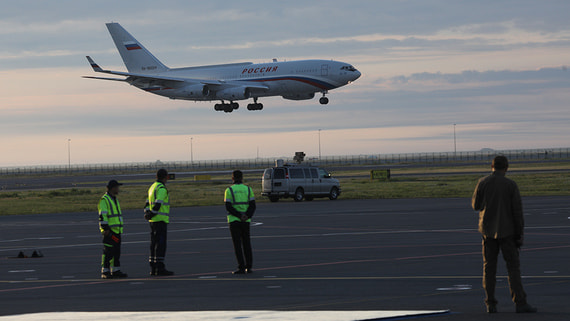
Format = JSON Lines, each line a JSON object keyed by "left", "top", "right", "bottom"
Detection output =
{"left": 354, "top": 70, "right": 361, "bottom": 80}
{"left": 349, "top": 70, "right": 361, "bottom": 82}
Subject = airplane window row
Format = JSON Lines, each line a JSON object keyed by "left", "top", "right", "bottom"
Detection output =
{"left": 296, "top": 69, "right": 318, "bottom": 73}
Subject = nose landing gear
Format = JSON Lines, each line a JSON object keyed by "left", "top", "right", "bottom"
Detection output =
{"left": 319, "top": 92, "right": 329, "bottom": 105}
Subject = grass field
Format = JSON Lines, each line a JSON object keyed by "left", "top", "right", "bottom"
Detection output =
{"left": 0, "top": 163, "right": 569, "bottom": 216}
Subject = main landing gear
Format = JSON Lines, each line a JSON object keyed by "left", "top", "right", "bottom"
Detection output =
{"left": 214, "top": 98, "right": 263, "bottom": 113}
{"left": 247, "top": 97, "right": 263, "bottom": 111}
{"left": 214, "top": 102, "right": 239, "bottom": 113}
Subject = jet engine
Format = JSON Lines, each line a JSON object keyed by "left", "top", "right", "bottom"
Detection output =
{"left": 215, "top": 87, "right": 251, "bottom": 100}
{"left": 176, "top": 84, "right": 210, "bottom": 98}
{"left": 282, "top": 92, "right": 315, "bottom": 100}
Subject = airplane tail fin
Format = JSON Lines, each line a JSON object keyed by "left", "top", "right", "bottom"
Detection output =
{"left": 105, "top": 22, "right": 169, "bottom": 73}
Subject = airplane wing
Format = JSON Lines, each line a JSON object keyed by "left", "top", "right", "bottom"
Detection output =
{"left": 84, "top": 56, "right": 268, "bottom": 90}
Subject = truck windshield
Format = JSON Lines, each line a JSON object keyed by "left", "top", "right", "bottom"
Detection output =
{"left": 319, "top": 168, "right": 329, "bottom": 178}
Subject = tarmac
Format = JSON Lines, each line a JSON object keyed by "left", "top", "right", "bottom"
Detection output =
{"left": 1, "top": 197, "right": 569, "bottom": 320}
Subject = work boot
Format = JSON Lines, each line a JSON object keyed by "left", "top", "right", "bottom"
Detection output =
{"left": 150, "top": 263, "right": 157, "bottom": 276}
{"left": 516, "top": 304, "right": 537, "bottom": 313}
{"left": 112, "top": 271, "right": 128, "bottom": 278}
{"left": 486, "top": 305, "right": 497, "bottom": 313}
{"left": 101, "top": 271, "right": 113, "bottom": 279}
{"left": 232, "top": 269, "right": 246, "bottom": 275}
{"left": 155, "top": 268, "right": 174, "bottom": 276}
{"left": 153, "top": 262, "right": 173, "bottom": 276}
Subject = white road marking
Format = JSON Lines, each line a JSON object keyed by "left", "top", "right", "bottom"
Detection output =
{"left": 436, "top": 284, "right": 472, "bottom": 291}
{"left": 8, "top": 270, "right": 35, "bottom": 273}
{"left": 0, "top": 237, "right": 64, "bottom": 243}
{"left": 0, "top": 310, "right": 450, "bottom": 321}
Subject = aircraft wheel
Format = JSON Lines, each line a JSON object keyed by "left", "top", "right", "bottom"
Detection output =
{"left": 247, "top": 103, "right": 264, "bottom": 111}
{"left": 231, "top": 102, "right": 239, "bottom": 110}
{"left": 319, "top": 97, "right": 329, "bottom": 105}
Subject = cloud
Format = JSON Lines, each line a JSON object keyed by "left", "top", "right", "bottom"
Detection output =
{"left": 1, "top": 1, "right": 570, "bottom": 165}
{"left": 385, "top": 67, "right": 570, "bottom": 85}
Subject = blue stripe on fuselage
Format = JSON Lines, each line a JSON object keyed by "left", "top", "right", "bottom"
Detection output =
{"left": 244, "top": 76, "right": 336, "bottom": 91}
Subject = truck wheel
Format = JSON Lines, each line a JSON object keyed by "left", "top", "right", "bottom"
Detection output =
{"left": 294, "top": 188, "right": 304, "bottom": 202}
{"left": 269, "top": 196, "right": 279, "bottom": 202}
{"left": 329, "top": 187, "right": 339, "bottom": 200}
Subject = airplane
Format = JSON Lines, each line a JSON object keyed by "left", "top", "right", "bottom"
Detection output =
{"left": 84, "top": 22, "right": 361, "bottom": 113}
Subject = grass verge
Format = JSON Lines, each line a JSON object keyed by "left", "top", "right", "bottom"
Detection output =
{"left": 0, "top": 167, "right": 569, "bottom": 216}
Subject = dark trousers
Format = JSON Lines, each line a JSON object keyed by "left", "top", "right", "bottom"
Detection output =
{"left": 102, "top": 233, "right": 121, "bottom": 272}
{"left": 482, "top": 236, "right": 527, "bottom": 306}
{"left": 149, "top": 222, "right": 168, "bottom": 269}
{"left": 230, "top": 221, "right": 253, "bottom": 270}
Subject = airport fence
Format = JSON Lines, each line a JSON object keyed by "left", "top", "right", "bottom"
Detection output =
{"left": 1, "top": 147, "right": 569, "bottom": 176}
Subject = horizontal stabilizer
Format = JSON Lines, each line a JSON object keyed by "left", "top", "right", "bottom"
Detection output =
{"left": 82, "top": 76, "right": 127, "bottom": 82}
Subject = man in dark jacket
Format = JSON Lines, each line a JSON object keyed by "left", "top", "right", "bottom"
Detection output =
{"left": 472, "top": 156, "right": 536, "bottom": 314}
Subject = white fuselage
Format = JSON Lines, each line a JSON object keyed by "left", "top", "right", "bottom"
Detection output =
{"left": 136, "top": 59, "right": 360, "bottom": 102}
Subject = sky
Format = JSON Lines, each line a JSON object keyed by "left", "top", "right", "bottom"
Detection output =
{"left": 1, "top": 0, "right": 569, "bottom": 166}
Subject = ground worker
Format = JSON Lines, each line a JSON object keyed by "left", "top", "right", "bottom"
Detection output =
{"left": 98, "top": 179, "right": 128, "bottom": 279}
{"left": 224, "top": 170, "right": 256, "bottom": 274}
{"left": 145, "top": 168, "right": 174, "bottom": 276}
{"left": 472, "top": 156, "right": 537, "bottom": 314}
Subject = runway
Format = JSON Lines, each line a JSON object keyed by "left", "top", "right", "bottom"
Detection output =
{"left": 1, "top": 197, "right": 570, "bottom": 320}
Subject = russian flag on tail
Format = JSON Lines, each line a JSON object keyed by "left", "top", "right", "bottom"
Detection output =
{"left": 125, "top": 43, "right": 142, "bottom": 51}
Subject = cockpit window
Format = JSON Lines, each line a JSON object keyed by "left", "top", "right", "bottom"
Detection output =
{"left": 341, "top": 65, "right": 357, "bottom": 72}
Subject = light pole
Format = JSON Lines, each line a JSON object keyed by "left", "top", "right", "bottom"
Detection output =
{"left": 318, "top": 129, "right": 322, "bottom": 159}
{"left": 67, "top": 139, "right": 71, "bottom": 171}
{"left": 190, "top": 137, "right": 194, "bottom": 165}
{"left": 453, "top": 124, "right": 457, "bottom": 155}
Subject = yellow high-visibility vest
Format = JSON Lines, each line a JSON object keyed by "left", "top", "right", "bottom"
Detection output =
{"left": 98, "top": 193, "right": 123, "bottom": 234}
{"left": 224, "top": 184, "right": 254, "bottom": 223}
{"left": 148, "top": 182, "right": 170, "bottom": 223}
